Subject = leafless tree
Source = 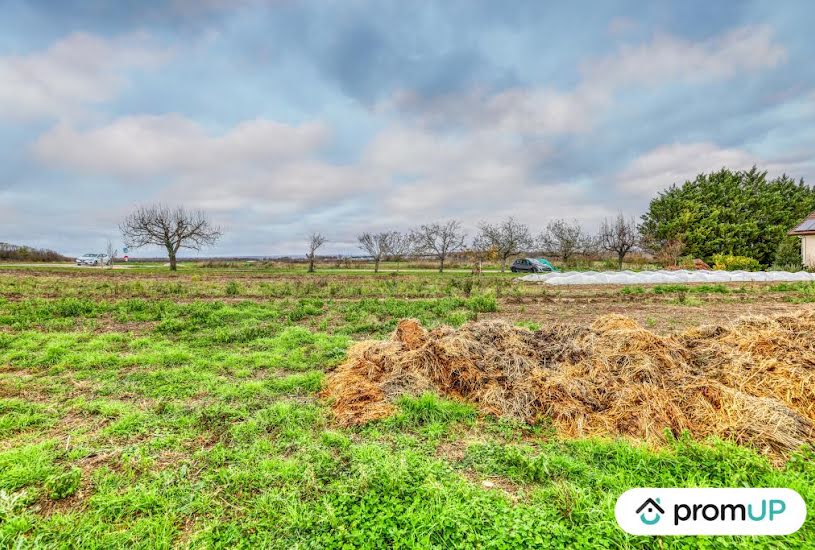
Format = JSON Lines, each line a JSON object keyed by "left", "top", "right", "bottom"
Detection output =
{"left": 476, "top": 217, "right": 534, "bottom": 272}
{"left": 119, "top": 204, "right": 221, "bottom": 271}
{"left": 598, "top": 213, "right": 639, "bottom": 270}
{"left": 539, "top": 219, "right": 591, "bottom": 264}
{"left": 357, "top": 232, "right": 394, "bottom": 273}
{"left": 307, "top": 232, "right": 326, "bottom": 273}
{"left": 641, "top": 234, "right": 685, "bottom": 268}
{"left": 104, "top": 240, "right": 118, "bottom": 269}
{"left": 385, "top": 231, "right": 414, "bottom": 272}
{"left": 411, "top": 220, "right": 466, "bottom": 272}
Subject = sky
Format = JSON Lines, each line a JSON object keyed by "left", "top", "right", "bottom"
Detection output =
{"left": 1, "top": 0, "right": 814, "bottom": 257}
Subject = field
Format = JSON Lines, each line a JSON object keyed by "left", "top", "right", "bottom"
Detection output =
{"left": 1, "top": 265, "right": 814, "bottom": 548}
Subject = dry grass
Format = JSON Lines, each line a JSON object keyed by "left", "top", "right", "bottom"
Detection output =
{"left": 322, "top": 313, "right": 815, "bottom": 457}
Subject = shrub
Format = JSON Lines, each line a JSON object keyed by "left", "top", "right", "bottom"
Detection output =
{"left": 712, "top": 254, "right": 761, "bottom": 271}
{"left": 773, "top": 237, "right": 802, "bottom": 271}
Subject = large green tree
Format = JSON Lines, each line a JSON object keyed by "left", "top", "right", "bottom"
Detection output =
{"left": 639, "top": 167, "right": 815, "bottom": 265}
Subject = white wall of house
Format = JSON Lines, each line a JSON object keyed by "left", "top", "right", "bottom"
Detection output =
{"left": 804, "top": 235, "right": 815, "bottom": 268}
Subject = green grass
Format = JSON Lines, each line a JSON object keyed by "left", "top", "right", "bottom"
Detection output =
{"left": 0, "top": 270, "right": 813, "bottom": 547}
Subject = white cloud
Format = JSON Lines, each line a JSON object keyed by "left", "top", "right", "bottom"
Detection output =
{"left": 584, "top": 25, "right": 786, "bottom": 90}
{"left": 0, "top": 32, "right": 170, "bottom": 120}
{"left": 32, "top": 110, "right": 614, "bottom": 251}
{"left": 616, "top": 141, "right": 815, "bottom": 197}
{"left": 33, "top": 113, "right": 378, "bottom": 226}
{"left": 615, "top": 142, "right": 759, "bottom": 194}
{"left": 361, "top": 126, "right": 611, "bottom": 229}
{"left": 35, "top": 115, "right": 329, "bottom": 177}
{"left": 17, "top": 25, "right": 796, "bottom": 254}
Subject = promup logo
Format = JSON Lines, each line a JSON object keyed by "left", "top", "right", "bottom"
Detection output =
{"left": 616, "top": 488, "right": 806, "bottom": 536}
{"left": 636, "top": 497, "right": 665, "bottom": 525}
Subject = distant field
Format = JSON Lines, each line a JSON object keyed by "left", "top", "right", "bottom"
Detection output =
{"left": 1, "top": 267, "right": 814, "bottom": 547}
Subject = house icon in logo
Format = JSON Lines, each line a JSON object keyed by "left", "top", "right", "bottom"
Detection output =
{"left": 636, "top": 497, "right": 665, "bottom": 525}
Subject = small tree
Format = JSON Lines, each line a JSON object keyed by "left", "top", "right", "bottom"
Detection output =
{"left": 307, "top": 232, "right": 326, "bottom": 273}
{"left": 470, "top": 235, "right": 499, "bottom": 276}
{"left": 774, "top": 236, "right": 802, "bottom": 269}
{"left": 119, "top": 205, "right": 221, "bottom": 271}
{"left": 476, "top": 217, "right": 534, "bottom": 272}
{"left": 659, "top": 238, "right": 685, "bottom": 268}
{"left": 386, "top": 231, "right": 414, "bottom": 272}
{"left": 357, "top": 232, "right": 394, "bottom": 273}
{"left": 599, "top": 213, "right": 639, "bottom": 270}
{"left": 538, "top": 219, "right": 590, "bottom": 264}
{"left": 411, "top": 220, "right": 466, "bottom": 272}
{"left": 104, "top": 240, "right": 118, "bottom": 269}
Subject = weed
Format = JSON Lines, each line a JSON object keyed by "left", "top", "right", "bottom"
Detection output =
{"left": 45, "top": 468, "right": 81, "bottom": 500}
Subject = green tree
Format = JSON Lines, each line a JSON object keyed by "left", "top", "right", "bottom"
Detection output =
{"left": 774, "top": 236, "right": 802, "bottom": 268}
{"left": 639, "top": 167, "right": 815, "bottom": 266}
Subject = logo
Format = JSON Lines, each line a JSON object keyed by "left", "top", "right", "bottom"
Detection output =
{"left": 616, "top": 488, "right": 806, "bottom": 536}
{"left": 636, "top": 497, "right": 665, "bottom": 525}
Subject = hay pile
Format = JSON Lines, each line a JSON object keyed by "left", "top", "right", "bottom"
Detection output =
{"left": 321, "top": 312, "right": 815, "bottom": 456}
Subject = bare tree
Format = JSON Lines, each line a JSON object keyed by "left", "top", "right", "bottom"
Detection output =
{"left": 119, "top": 205, "right": 221, "bottom": 271}
{"left": 641, "top": 234, "right": 685, "bottom": 268}
{"left": 104, "top": 240, "right": 118, "bottom": 269}
{"left": 539, "top": 219, "right": 591, "bottom": 264}
{"left": 307, "top": 232, "right": 326, "bottom": 273}
{"left": 598, "top": 213, "right": 639, "bottom": 270}
{"left": 411, "top": 220, "right": 466, "bottom": 272}
{"left": 476, "top": 217, "right": 534, "bottom": 272}
{"left": 385, "top": 231, "right": 414, "bottom": 272}
{"left": 357, "top": 232, "right": 394, "bottom": 273}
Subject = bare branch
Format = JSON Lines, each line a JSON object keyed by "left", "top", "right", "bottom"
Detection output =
{"left": 411, "top": 220, "right": 466, "bottom": 272}
{"left": 119, "top": 204, "right": 221, "bottom": 270}
{"left": 538, "top": 219, "right": 591, "bottom": 264}
{"left": 357, "top": 232, "right": 396, "bottom": 273}
{"left": 477, "top": 217, "right": 534, "bottom": 272}
{"left": 307, "top": 232, "right": 326, "bottom": 272}
{"left": 598, "top": 213, "right": 639, "bottom": 270}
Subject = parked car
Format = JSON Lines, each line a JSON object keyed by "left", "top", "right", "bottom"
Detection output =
{"left": 76, "top": 253, "right": 110, "bottom": 266}
{"left": 510, "top": 258, "right": 553, "bottom": 273}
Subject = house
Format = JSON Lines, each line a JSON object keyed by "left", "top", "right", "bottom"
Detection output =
{"left": 789, "top": 211, "right": 815, "bottom": 268}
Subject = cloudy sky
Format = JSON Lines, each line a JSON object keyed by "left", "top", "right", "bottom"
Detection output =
{"left": 2, "top": 1, "right": 814, "bottom": 257}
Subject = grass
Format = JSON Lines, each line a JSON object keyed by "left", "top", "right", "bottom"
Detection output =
{"left": 0, "top": 269, "right": 813, "bottom": 547}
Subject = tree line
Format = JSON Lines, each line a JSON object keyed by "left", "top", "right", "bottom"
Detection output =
{"left": 0, "top": 242, "right": 69, "bottom": 262}
{"left": 117, "top": 166, "right": 813, "bottom": 271}
{"left": 312, "top": 215, "right": 639, "bottom": 273}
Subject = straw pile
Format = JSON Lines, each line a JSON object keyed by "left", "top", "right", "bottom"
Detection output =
{"left": 321, "top": 312, "right": 815, "bottom": 456}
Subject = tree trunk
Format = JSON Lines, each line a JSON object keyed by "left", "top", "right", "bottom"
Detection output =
{"left": 308, "top": 256, "right": 315, "bottom": 273}
{"left": 617, "top": 252, "right": 625, "bottom": 271}
{"left": 169, "top": 253, "right": 177, "bottom": 271}
{"left": 439, "top": 256, "right": 445, "bottom": 273}
{"left": 374, "top": 257, "right": 380, "bottom": 273}
{"left": 500, "top": 256, "right": 507, "bottom": 272}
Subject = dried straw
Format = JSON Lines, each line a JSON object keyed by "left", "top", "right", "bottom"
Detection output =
{"left": 321, "top": 313, "right": 815, "bottom": 457}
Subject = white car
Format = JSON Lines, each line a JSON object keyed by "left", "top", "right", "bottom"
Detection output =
{"left": 76, "top": 253, "right": 110, "bottom": 266}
